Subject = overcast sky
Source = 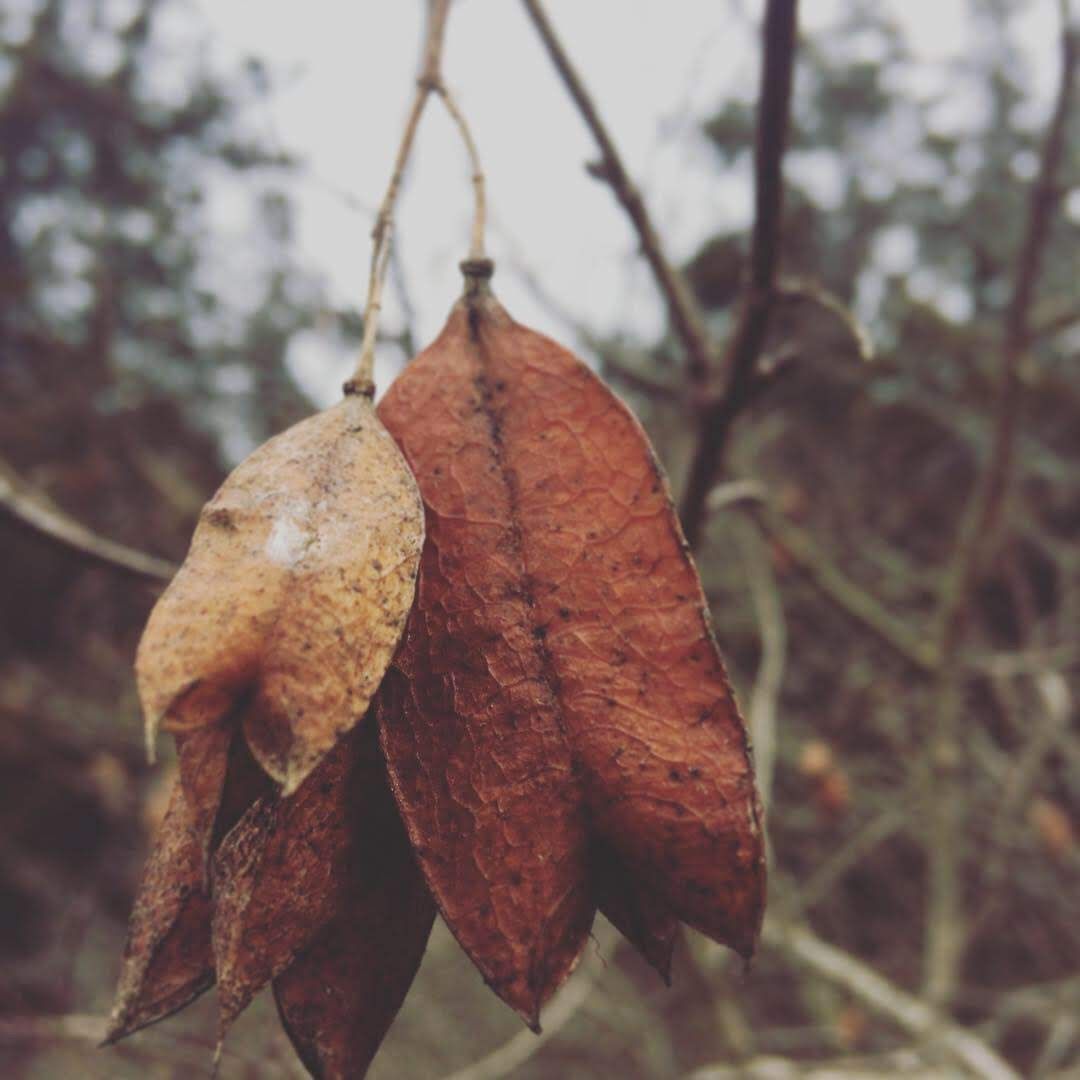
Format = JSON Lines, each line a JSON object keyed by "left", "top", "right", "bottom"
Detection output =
{"left": 187, "top": 0, "right": 1063, "bottom": 405}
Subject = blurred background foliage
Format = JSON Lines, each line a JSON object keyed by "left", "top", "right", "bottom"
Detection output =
{"left": 0, "top": 0, "right": 1077, "bottom": 1077}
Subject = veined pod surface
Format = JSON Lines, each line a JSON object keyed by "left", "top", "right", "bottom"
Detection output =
{"left": 376, "top": 279, "right": 765, "bottom": 1025}
{"left": 135, "top": 394, "right": 424, "bottom": 794}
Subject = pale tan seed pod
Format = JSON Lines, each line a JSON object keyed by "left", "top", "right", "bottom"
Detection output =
{"left": 135, "top": 394, "right": 424, "bottom": 794}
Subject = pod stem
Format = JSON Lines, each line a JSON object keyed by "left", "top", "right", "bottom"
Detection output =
{"left": 348, "top": 0, "right": 489, "bottom": 397}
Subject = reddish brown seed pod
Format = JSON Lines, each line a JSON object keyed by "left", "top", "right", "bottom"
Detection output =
{"left": 592, "top": 843, "right": 679, "bottom": 984}
{"left": 273, "top": 721, "right": 435, "bottom": 1079}
{"left": 210, "top": 731, "right": 356, "bottom": 1031}
{"left": 376, "top": 281, "right": 765, "bottom": 1023}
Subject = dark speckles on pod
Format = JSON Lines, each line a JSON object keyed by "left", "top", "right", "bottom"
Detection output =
{"left": 375, "top": 288, "right": 765, "bottom": 1026}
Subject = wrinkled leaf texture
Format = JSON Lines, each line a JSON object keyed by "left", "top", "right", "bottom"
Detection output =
{"left": 376, "top": 288, "right": 766, "bottom": 1027}
{"left": 273, "top": 720, "right": 435, "bottom": 1079}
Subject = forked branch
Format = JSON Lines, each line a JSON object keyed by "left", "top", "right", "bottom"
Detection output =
{"left": 348, "top": 0, "right": 487, "bottom": 395}
{"left": 922, "top": 8, "right": 1078, "bottom": 1007}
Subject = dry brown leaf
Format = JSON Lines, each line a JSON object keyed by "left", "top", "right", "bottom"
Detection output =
{"left": 273, "top": 721, "right": 435, "bottom": 1079}
{"left": 136, "top": 394, "right": 423, "bottom": 792}
{"left": 376, "top": 286, "right": 765, "bottom": 1021}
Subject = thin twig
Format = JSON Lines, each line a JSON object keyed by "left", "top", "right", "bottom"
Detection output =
{"left": 389, "top": 240, "right": 420, "bottom": 359}
{"left": 962, "top": 671, "right": 1074, "bottom": 947}
{"left": 707, "top": 478, "right": 768, "bottom": 514}
{"left": 679, "top": 0, "right": 799, "bottom": 550}
{"left": 349, "top": 0, "right": 486, "bottom": 394}
{"left": 736, "top": 518, "right": 786, "bottom": 811}
{"left": 440, "top": 976, "right": 594, "bottom": 1080}
{"left": 776, "top": 276, "right": 875, "bottom": 362}
{"left": 433, "top": 81, "right": 487, "bottom": 261}
{"left": 922, "top": 12, "right": 1077, "bottom": 1007}
{"left": 0, "top": 1012, "right": 108, "bottom": 1044}
{"left": 751, "top": 504, "right": 938, "bottom": 673}
{"left": 0, "top": 1012, "right": 295, "bottom": 1074}
{"left": 520, "top": 0, "right": 715, "bottom": 385}
{"left": 765, "top": 921, "right": 1022, "bottom": 1080}
{"left": 794, "top": 805, "right": 909, "bottom": 914}
{"left": 0, "top": 461, "right": 175, "bottom": 583}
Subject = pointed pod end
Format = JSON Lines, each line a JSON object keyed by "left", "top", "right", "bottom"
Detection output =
{"left": 144, "top": 713, "right": 162, "bottom": 766}
{"left": 211, "top": 1037, "right": 224, "bottom": 1079}
{"left": 99, "top": 1009, "right": 127, "bottom": 1048}
{"left": 241, "top": 709, "right": 331, "bottom": 798}
{"left": 278, "top": 757, "right": 313, "bottom": 798}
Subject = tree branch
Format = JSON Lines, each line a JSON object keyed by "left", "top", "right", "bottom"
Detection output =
{"left": 751, "top": 504, "right": 938, "bottom": 673}
{"left": 922, "top": 11, "right": 1078, "bottom": 1006}
{"left": 765, "top": 921, "right": 1022, "bottom": 1080}
{"left": 0, "top": 462, "right": 175, "bottom": 583}
{"left": 520, "top": 0, "right": 715, "bottom": 385}
{"left": 736, "top": 518, "right": 787, "bottom": 811}
{"left": 679, "top": 0, "right": 799, "bottom": 550}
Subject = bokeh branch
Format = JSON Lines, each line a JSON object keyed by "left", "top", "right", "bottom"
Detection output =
{"left": 765, "top": 921, "right": 1022, "bottom": 1080}
{"left": 922, "top": 8, "right": 1078, "bottom": 1007}
{"left": 0, "top": 461, "right": 174, "bottom": 583}
{"left": 520, "top": 0, "right": 715, "bottom": 385}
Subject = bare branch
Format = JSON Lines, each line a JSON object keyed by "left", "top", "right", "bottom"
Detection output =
{"left": 0, "top": 462, "right": 175, "bottom": 583}
{"left": 706, "top": 478, "right": 768, "bottom": 514}
{"left": 765, "top": 921, "right": 1023, "bottom": 1080}
{"left": 776, "top": 276, "right": 875, "bottom": 362}
{"left": 923, "top": 11, "right": 1078, "bottom": 1006}
{"left": 736, "top": 519, "right": 786, "bottom": 810}
{"left": 680, "top": 0, "right": 799, "bottom": 550}
{"left": 520, "top": 0, "right": 715, "bottom": 385}
{"left": 0, "top": 1013, "right": 107, "bottom": 1044}
{"left": 433, "top": 79, "right": 487, "bottom": 262}
{"left": 750, "top": 503, "right": 938, "bottom": 673}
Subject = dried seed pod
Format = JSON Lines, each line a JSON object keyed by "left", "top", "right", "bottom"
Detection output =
{"left": 104, "top": 776, "right": 212, "bottom": 1044}
{"left": 376, "top": 284, "right": 765, "bottom": 1021}
{"left": 176, "top": 718, "right": 272, "bottom": 879}
{"left": 211, "top": 730, "right": 356, "bottom": 1031}
{"left": 273, "top": 722, "right": 435, "bottom": 1079}
{"left": 106, "top": 727, "right": 270, "bottom": 1043}
{"left": 136, "top": 394, "right": 424, "bottom": 793}
{"left": 592, "top": 843, "right": 678, "bottom": 984}
{"left": 376, "top": 660, "right": 592, "bottom": 1029}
